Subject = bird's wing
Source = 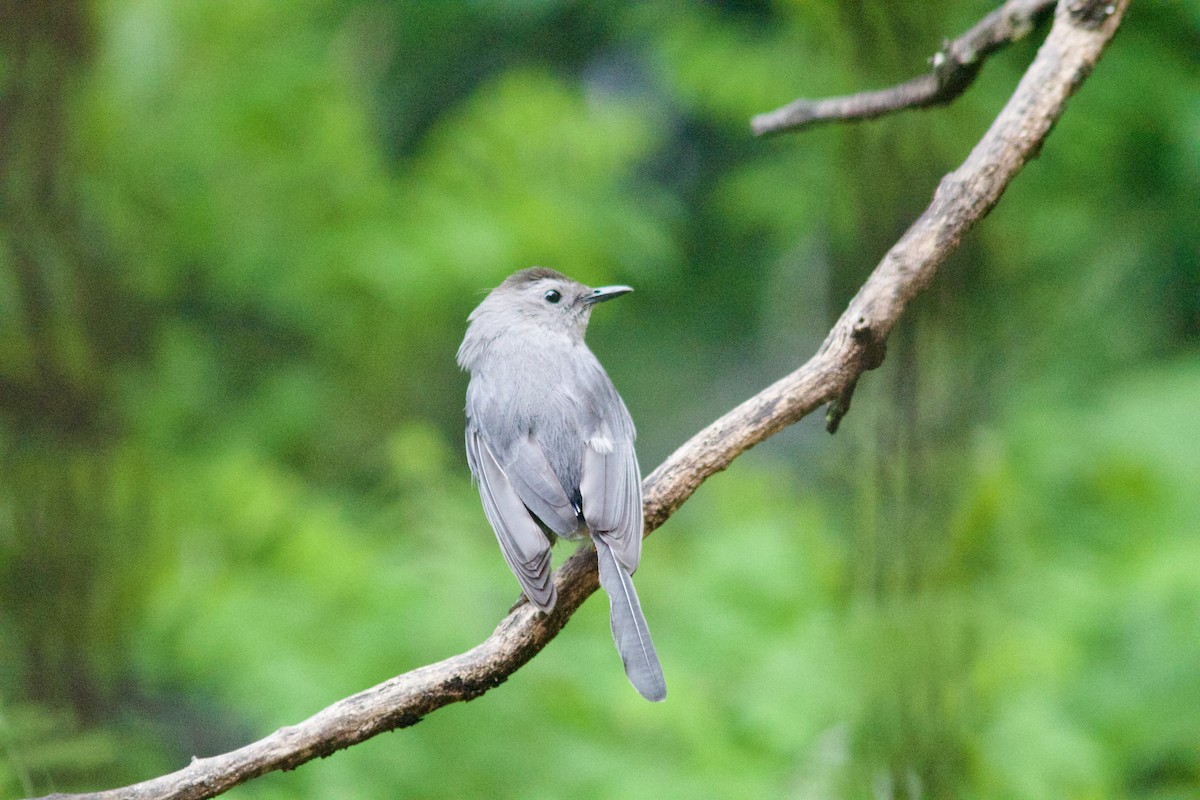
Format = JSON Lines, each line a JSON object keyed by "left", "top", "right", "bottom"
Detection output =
{"left": 504, "top": 433, "right": 581, "bottom": 537}
{"left": 466, "top": 426, "right": 556, "bottom": 612}
{"left": 577, "top": 372, "right": 662, "bottom": 700}
{"left": 580, "top": 417, "right": 644, "bottom": 574}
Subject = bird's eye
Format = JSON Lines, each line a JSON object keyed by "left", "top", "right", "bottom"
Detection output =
{"left": 543, "top": 289, "right": 562, "bottom": 304}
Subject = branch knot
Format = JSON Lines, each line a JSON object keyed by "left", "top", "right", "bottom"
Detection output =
{"left": 1066, "top": 0, "right": 1117, "bottom": 29}
{"left": 850, "top": 317, "right": 887, "bottom": 371}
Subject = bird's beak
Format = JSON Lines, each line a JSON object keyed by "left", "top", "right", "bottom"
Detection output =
{"left": 581, "top": 285, "right": 633, "bottom": 305}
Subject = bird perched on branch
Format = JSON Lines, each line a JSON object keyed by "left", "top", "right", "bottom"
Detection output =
{"left": 457, "top": 267, "right": 665, "bottom": 702}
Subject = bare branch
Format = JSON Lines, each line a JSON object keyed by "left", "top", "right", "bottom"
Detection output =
{"left": 751, "top": 0, "right": 1056, "bottom": 137}
{"left": 32, "top": 2, "right": 1128, "bottom": 798}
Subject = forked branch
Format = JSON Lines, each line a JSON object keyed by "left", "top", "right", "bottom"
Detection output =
{"left": 751, "top": 0, "right": 1057, "bottom": 136}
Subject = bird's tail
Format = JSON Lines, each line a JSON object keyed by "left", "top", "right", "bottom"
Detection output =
{"left": 595, "top": 536, "right": 666, "bottom": 702}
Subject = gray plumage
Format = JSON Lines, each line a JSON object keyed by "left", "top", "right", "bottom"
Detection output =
{"left": 457, "top": 267, "right": 666, "bottom": 702}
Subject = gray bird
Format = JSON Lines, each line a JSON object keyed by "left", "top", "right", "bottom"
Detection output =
{"left": 457, "top": 267, "right": 666, "bottom": 702}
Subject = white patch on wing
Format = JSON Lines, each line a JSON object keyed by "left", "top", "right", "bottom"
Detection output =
{"left": 588, "top": 434, "right": 614, "bottom": 454}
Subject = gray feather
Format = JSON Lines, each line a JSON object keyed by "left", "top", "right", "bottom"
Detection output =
{"left": 504, "top": 434, "right": 582, "bottom": 536}
{"left": 466, "top": 428, "right": 556, "bottom": 612}
{"left": 580, "top": 432, "right": 642, "bottom": 573}
{"left": 595, "top": 536, "right": 666, "bottom": 701}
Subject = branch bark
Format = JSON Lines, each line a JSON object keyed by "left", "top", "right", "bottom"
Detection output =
{"left": 33, "top": 1, "right": 1127, "bottom": 798}
{"left": 751, "top": 0, "right": 1057, "bottom": 136}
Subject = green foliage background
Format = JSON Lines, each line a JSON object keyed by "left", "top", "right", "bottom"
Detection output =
{"left": 2, "top": 1, "right": 1197, "bottom": 798}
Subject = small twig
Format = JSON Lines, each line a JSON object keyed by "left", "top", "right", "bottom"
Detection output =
{"left": 751, "top": 0, "right": 1056, "bottom": 136}
{"left": 825, "top": 317, "right": 887, "bottom": 434}
{"left": 30, "top": 2, "right": 1128, "bottom": 798}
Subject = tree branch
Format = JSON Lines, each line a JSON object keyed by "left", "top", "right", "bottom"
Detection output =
{"left": 751, "top": 0, "right": 1057, "bottom": 137}
{"left": 32, "top": 1, "right": 1127, "bottom": 798}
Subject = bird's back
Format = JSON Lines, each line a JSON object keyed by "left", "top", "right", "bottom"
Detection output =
{"left": 465, "top": 327, "right": 632, "bottom": 502}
